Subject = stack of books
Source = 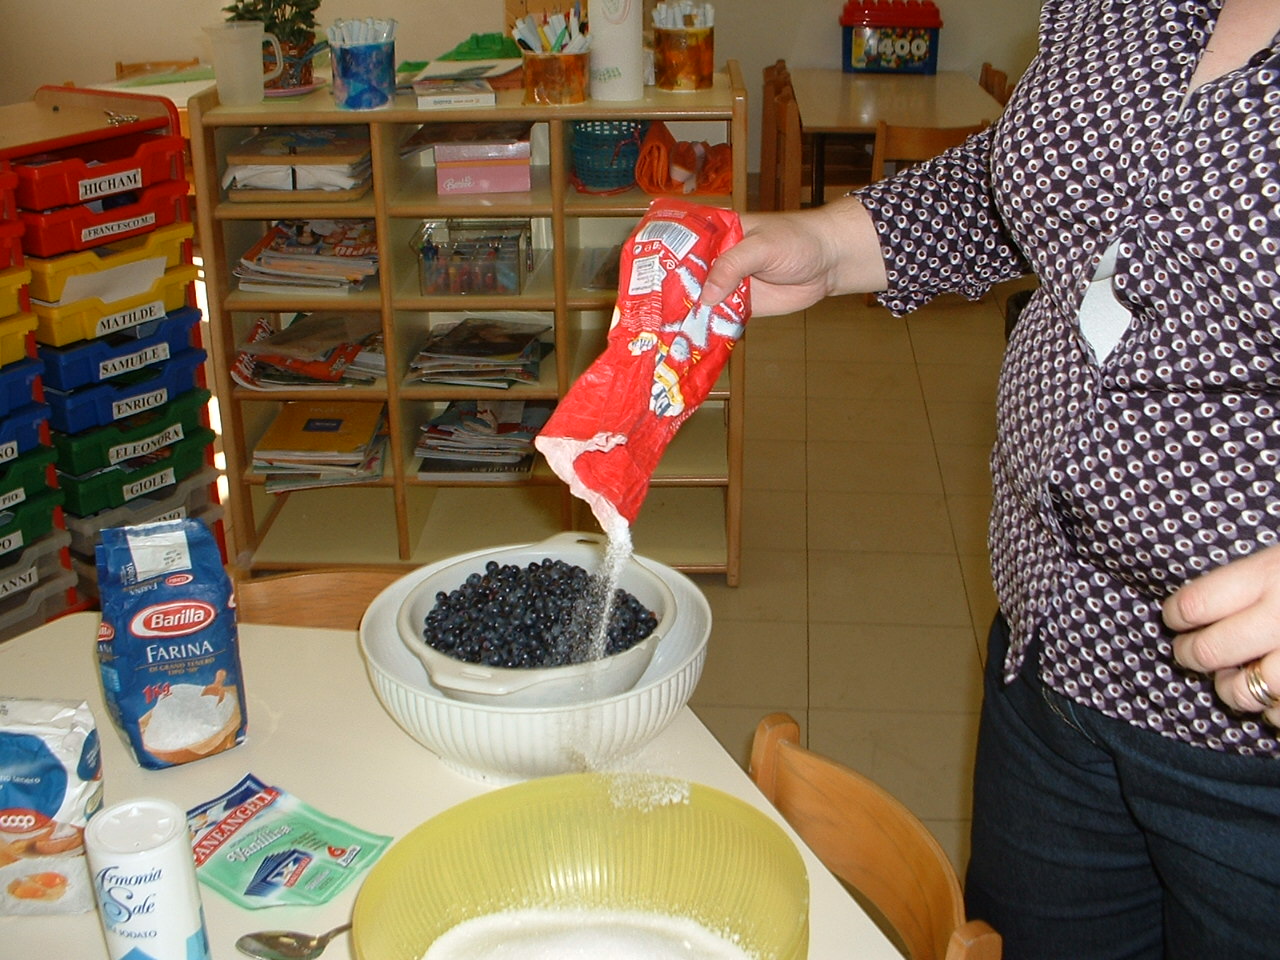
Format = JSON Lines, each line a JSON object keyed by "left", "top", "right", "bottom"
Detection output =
{"left": 253, "top": 400, "right": 388, "bottom": 492}
{"left": 222, "top": 126, "right": 373, "bottom": 201}
{"left": 416, "top": 399, "right": 554, "bottom": 481}
{"left": 408, "top": 316, "right": 551, "bottom": 388}
{"left": 234, "top": 219, "right": 379, "bottom": 295}
{"left": 231, "top": 314, "right": 384, "bottom": 390}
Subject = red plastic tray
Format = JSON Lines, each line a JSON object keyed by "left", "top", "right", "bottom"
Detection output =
{"left": 0, "top": 220, "right": 22, "bottom": 272}
{"left": 17, "top": 179, "right": 189, "bottom": 258}
{"left": 12, "top": 133, "right": 186, "bottom": 211}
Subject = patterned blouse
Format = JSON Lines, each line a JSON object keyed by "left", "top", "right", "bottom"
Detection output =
{"left": 855, "top": 0, "right": 1280, "bottom": 757}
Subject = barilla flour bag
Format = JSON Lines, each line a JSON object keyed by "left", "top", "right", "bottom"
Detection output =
{"left": 534, "top": 198, "right": 751, "bottom": 533}
{"left": 0, "top": 698, "right": 103, "bottom": 915}
{"left": 95, "top": 519, "right": 247, "bottom": 770}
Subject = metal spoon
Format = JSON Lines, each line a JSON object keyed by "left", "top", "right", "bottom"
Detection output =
{"left": 236, "top": 922, "right": 352, "bottom": 960}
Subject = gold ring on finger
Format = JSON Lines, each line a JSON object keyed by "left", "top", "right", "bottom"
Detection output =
{"left": 1243, "top": 658, "right": 1280, "bottom": 710}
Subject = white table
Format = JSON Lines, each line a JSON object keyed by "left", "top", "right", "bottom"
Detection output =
{"left": 0, "top": 612, "right": 898, "bottom": 959}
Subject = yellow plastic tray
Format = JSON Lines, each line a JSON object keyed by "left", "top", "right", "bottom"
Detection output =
{"left": 25, "top": 221, "right": 193, "bottom": 303}
{"left": 0, "top": 265, "right": 31, "bottom": 318}
{"left": 0, "top": 312, "right": 36, "bottom": 366}
{"left": 33, "top": 263, "right": 197, "bottom": 347}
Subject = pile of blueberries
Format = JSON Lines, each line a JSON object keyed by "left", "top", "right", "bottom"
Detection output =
{"left": 420, "top": 558, "right": 659, "bottom": 669}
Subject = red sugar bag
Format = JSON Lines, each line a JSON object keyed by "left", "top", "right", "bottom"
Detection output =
{"left": 535, "top": 198, "right": 751, "bottom": 532}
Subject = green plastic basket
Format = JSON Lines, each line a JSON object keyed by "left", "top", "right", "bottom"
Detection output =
{"left": 571, "top": 120, "right": 647, "bottom": 193}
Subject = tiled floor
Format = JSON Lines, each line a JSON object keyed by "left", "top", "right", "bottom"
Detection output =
{"left": 687, "top": 279, "right": 1032, "bottom": 874}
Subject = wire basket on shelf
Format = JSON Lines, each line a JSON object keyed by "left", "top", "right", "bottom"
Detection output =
{"left": 570, "top": 120, "right": 648, "bottom": 194}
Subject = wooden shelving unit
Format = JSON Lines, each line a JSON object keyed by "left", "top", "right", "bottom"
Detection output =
{"left": 189, "top": 63, "right": 748, "bottom": 583}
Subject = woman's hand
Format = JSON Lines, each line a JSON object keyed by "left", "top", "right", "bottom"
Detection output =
{"left": 1164, "top": 544, "right": 1280, "bottom": 725}
{"left": 701, "top": 197, "right": 889, "bottom": 316}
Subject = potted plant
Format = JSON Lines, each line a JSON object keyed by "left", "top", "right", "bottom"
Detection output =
{"left": 223, "top": 0, "right": 324, "bottom": 91}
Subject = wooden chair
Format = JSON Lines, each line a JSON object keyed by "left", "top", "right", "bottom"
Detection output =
{"left": 759, "top": 60, "right": 802, "bottom": 211}
{"left": 866, "top": 119, "right": 988, "bottom": 303}
{"left": 750, "top": 713, "right": 1002, "bottom": 960}
{"left": 115, "top": 58, "right": 202, "bottom": 80}
{"left": 233, "top": 568, "right": 405, "bottom": 630}
{"left": 979, "top": 63, "right": 1010, "bottom": 106}
{"left": 869, "top": 119, "right": 989, "bottom": 183}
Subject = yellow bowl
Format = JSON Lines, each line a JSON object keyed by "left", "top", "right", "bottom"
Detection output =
{"left": 353, "top": 772, "right": 809, "bottom": 960}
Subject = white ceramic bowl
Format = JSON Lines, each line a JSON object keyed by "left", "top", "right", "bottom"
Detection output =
{"left": 395, "top": 535, "right": 675, "bottom": 707}
{"left": 360, "top": 535, "right": 711, "bottom": 783}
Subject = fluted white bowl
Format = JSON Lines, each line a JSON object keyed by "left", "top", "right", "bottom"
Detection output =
{"left": 360, "top": 534, "right": 711, "bottom": 783}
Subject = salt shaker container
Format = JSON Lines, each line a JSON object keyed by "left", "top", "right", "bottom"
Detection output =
{"left": 85, "top": 797, "right": 211, "bottom": 960}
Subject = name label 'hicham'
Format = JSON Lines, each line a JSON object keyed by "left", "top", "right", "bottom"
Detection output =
{"left": 79, "top": 167, "right": 143, "bottom": 202}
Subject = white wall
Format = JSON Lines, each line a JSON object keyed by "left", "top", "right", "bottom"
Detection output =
{"left": 0, "top": 0, "right": 1041, "bottom": 170}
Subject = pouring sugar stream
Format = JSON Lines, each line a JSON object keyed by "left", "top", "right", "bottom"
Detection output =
{"left": 534, "top": 197, "right": 751, "bottom": 651}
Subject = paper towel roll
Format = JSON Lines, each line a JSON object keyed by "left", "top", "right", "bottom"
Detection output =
{"left": 590, "top": 0, "right": 644, "bottom": 100}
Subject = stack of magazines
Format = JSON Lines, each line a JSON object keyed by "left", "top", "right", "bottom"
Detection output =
{"left": 231, "top": 313, "right": 384, "bottom": 390}
{"left": 235, "top": 219, "right": 379, "bottom": 295}
{"left": 408, "top": 316, "right": 551, "bottom": 388}
{"left": 253, "top": 400, "right": 389, "bottom": 492}
{"left": 415, "top": 399, "right": 554, "bottom": 480}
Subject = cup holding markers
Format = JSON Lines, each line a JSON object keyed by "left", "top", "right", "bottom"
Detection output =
{"left": 329, "top": 18, "right": 397, "bottom": 110}
{"left": 522, "top": 50, "right": 590, "bottom": 104}
{"left": 513, "top": 9, "right": 592, "bottom": 105}
{"left": 652, "top": 2, "right": 715, "bottom": 91}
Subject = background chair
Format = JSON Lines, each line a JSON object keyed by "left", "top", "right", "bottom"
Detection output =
{"left": 233, "top": 568, "right": 405, "bottom": 630}
{"left": 869, "top": 119, "right": 989, "bottom": 183}
{"left": 750, "top": 712, "right": 1002, "bottom": 960}
{"left": 866, "top": 120, "right": 988, "bottom": 303}
{"left": 979, "top": 63, "right": 1010, "bottom": 106}
{"left": 115, "top": 58, "right": 202, "bottom": 80}
{"left": 759, "top": 60, "right": 803, "bottom": 211}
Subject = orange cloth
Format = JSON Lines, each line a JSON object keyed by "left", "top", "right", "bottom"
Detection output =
{"left": 634, "top": 121, "right": 733, "bottom": 195}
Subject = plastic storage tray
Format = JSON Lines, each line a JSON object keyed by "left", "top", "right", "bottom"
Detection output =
{"left": 0, "top": 312, "right": 36, "bottom": 366}
{"left": 0, "top": 528, "right": 69, "bottom": 612}
{"left": 63, "top": 464, "right": 219, "bottom": 558}
{"left": 52, "top": 387, "right": 210, "bottom": 475}
{"left": 0, "top": 444, "right": 57, "bottom": 513}
{"left": 57, "top": 426, "right": 214, "bottom": 517}
{"left": 415, "top": 219, "right": 532, "bottom": 295}
{"left": 33, "top": 263, "right": 197, "bottom": 346}
{"left": 38, "top": 306, "right": 200, "bottom": 391}
{"left": 0, "top": 567, "right": 75, "bottom": 643}
{"left": 18, "top": 179, "right": 189, "bottom": 258}
{"left": 12, "top": 133, "right": 186, "bottom": 211}
{"left": 25, "top": 221, "right": 193, "bottom": 303}
{"left": 0, "top": 486, "right": 64, "bottom": 559}
{"left": 45, "top": 347, "right": 206, "bottom": 434}
{"left": 0, "top": 220, "right": 23, "bottom": 272}
{"left": 0, "top": 169, "right": 15, "bottom": 219}
{"left": 0, "top": 264, "right": 31, "bottom": 317}
{"left": 0, "top": 357, "right": 43, "bottom": 419}
{"left": 0, "top": 403, "right": 50, "bottom": 465}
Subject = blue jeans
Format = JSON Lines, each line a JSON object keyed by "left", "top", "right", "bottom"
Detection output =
{"left": 964, "top": 615, "right": 1280, "bottom": 960}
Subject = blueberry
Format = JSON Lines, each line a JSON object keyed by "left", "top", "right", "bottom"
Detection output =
{"left": 420, "top": 558, "right": 658, "bottom": 669}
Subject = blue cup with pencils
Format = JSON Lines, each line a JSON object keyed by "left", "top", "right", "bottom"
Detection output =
{"left": 329, "top": 18, "right": 397, "bottom": 109}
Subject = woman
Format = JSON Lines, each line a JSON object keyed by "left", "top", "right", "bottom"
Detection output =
{"left": 703, "top": 1, "right": 1280, "bottom": 956}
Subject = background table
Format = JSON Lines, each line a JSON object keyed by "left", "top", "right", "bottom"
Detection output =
{"left": 790, "top": 69, "right": 1003, "bottom": 204}
{"left": 0, "top": 612, "right": 900, "bottom": 959}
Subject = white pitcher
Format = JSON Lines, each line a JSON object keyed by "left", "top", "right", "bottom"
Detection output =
{"left": 204, "top": 21, "right": 284, "bottom": 106}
